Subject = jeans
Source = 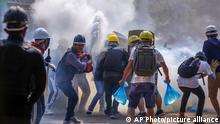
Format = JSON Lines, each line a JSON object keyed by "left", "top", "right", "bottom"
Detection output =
{"left": 58, "top": 81, "right": 78, "bottom": 120}
{"left": 88, "top": 80, "right": 105, "bottom": 111}
{"left": 179, "top": 86, "right": 205, "bottom": 116}
{"left": 104, "top": 76, "right": 121, "bottom": 114}
{"left": 47, "top": 73, "right": 58, "bottom": 109}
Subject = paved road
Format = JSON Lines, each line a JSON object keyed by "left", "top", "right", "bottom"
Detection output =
{"left": 41, "top": 112, "right": 219, "bottom": 124}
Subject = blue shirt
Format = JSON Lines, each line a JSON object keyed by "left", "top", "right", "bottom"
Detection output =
{"left": 203, "top": 38, "right": 220, "bottom": 65}
{"left": 56, "top": 48, "right": 86, "bottom": 83}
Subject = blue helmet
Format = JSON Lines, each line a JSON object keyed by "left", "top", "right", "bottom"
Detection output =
{"left": 73, "top": 34, "right": 86, "bottom": 45}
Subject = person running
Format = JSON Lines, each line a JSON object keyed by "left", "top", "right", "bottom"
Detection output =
{"left": 119, "top": 31, "right": 170, "bottom": 124}
{"left": 56, "top": 34, "right": 93, "bottom": 124}
{"left": 0, "top": 6, "right": 46, "bottom": 124}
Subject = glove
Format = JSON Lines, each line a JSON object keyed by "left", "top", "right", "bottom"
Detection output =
{"left": 45, "top": 55, "right": 51, "bottom": 63}
{"left": 211, "top": 59, "right": 220, "bottom": 72}
{"left": 85, "top": 63, "right": 93, "bottom": 73}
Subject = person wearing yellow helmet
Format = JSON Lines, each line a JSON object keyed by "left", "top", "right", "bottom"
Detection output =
{"left": 107, "top": 34, "right": 119, "bottom": 43}
{"left": 128, "top": 35, "right": 140, "bottom": 46}
{"left": 119, "top": 30, "right": 170, "bottom": 124}
{"left": 106, "top": 34, "right": 120, "bottom": 49}
{"left": 128, "top": 35, "right": 140, "bottom": 54}
{"left": 139, "top": 31, "right": 155, "bottom": 46}
{"left": 127, "top": 32, "right": 165, "bottom": 118}
{"left": 102, "top": 33, "right": 128, "bottom": 119}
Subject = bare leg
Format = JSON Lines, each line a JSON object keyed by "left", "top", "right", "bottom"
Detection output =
{"left": 127, "top": 107, "right": 135, "bottom": 124}
{"left": 138, "top": 98, "right": 146, "bottom": 113}
{"left": 147, "top": 108, "right": 154, "bottom": 124}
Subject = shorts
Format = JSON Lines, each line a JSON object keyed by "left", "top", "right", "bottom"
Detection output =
{"left": 208, "top": 72, "right": 220, "bottom": 98}
{"left": 155, "top": 88, "right": 161, "bottom": 97}
{"left": 128, "top": 83, "right": 155, "bottom": 108}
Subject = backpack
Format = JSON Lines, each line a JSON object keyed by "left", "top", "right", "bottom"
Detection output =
{"left": 103, "top": 48, "right": 127, "bottom": 73}
{"left": 133, "top": 45, "right": 157, "bottom": 76}
{"left": 178, "top": 57, "right": 200, "bottom": 78}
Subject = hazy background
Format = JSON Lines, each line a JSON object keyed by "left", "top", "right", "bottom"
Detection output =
{"left": 1, "top": 0, "right": 220, "bottom": 112}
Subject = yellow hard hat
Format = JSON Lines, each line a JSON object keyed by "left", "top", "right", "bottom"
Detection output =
{"left": 106, "top": 34, "right": 119, "bottom": 43}
{"left": 128, "top": 35, "right": 140, "bottom": 46}
{"left": 139, "top": 31, "right": 155, "bottom": 42}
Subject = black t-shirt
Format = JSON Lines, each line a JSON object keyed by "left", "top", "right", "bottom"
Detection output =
{"left": 0, "top": 38, "right": 46, "bottom": 117}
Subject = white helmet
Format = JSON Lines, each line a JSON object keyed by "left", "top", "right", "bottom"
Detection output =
{"left": 33, "top": 27, "right": 50, "bottom": 40}
{"left": 206, "top": 25, "right": 218, "bottom": 36}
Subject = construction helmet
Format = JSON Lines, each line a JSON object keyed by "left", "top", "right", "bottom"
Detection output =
{"left": 128, "top": 35, "right": 140, "bottom": 46}
{"left": 139, "top": 31, "right": 155, "bottom": 42}
{"left": 206, "top": 25, "right": 218, "bottom": 37}
{"left": 33, "top": 27, "right": 50, "bottom": 40}
{"left": 106, "top": 34, "right": 119, "bottom": 43}
{"left": 195, "top": 51, "right": 207, "bottom": 61}
{"left": 73, "top": 34, "right": 86, "bottom": 45}
{"left": 3, "top": 6, "right": 28, "bottom": 31}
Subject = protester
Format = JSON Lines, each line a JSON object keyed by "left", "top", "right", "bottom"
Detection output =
{"left": 119, "top": 31, "right": 170, "bottom": 124}
{"left": 128, "top": 34, "right": 165, "bottom": 118}
{"left": 177, "top": 51, "right": 215, "bottom": 118}
{"left": 31, "top": 27, "right": 54, "bottom": 124}
{"left": 0, "top": 6, "right": 46, "bottom": 124}
{"left": 86, "top": 52, "right": 105, "bottom": 115}
{"left": 56, "top": 34, "right": 93, "bottom": 124}
{"left": 102, "top": 34, "right": 128, "bottom": 119}
{"left": 203, "top": 25, "right": 220, "bottom": 120}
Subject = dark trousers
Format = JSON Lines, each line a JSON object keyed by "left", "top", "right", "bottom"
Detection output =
{"left": 58, "top": 81, "right": 78, "bottom": 120}
{"left": 179, "top": 86, "right": 205, "bottom": 116}
{"left": 0, "top": 116, "right": 31, "bottom": 124}
{"left": 104, "top": 76, "right": 121, "bottom": 114}
{"left": 32, "top": 94, "right": 45, "bottom": 124}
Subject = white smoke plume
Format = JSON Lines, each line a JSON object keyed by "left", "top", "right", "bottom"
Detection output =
{"left": 31, "top": 0, "right": 220, "bottom": 112}
{"left": 32, "top": 0, "right": 136, "bottom": 49}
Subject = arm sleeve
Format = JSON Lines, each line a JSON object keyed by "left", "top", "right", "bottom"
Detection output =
{"left": 66, "top": 52, "right": 86, "bottom": 72}
{"left": 129, "top": 47, "right": 136, "bottom": 61}
{"left": 29, "top": 51, "right": 46, "bottom": 104}
{"left": 203, "top": 42, "right": 211, "bottom": 64}
{"left": 204, "top": 62, "right": 214, "bottom": 76}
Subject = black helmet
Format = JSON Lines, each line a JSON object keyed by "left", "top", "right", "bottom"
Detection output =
{"left": 73, "top": 34, "right": 86, "bottom": 45}
{"left": 3, "top": 6, "right": 28, "bottom": 31}
{"left": 195, "top": 51, "right": 207, "bottom": 61}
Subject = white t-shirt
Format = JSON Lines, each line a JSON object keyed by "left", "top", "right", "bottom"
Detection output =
{"left": 177, "top": 60, "right": 213, "bottom": 88}
{"left": 129, "top": 46, "right": 165, "bottom": 84}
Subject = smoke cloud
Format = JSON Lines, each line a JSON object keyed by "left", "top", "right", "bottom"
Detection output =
{"left": 31, "top": 0, "right": 220, "bottom": 112}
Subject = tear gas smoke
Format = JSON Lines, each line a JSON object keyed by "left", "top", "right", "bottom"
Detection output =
{"left": 0, "top": 0, "right": 7, "bottom": 38}
{"left": 31, "top": 0, "right": 220, "bottom": 112}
